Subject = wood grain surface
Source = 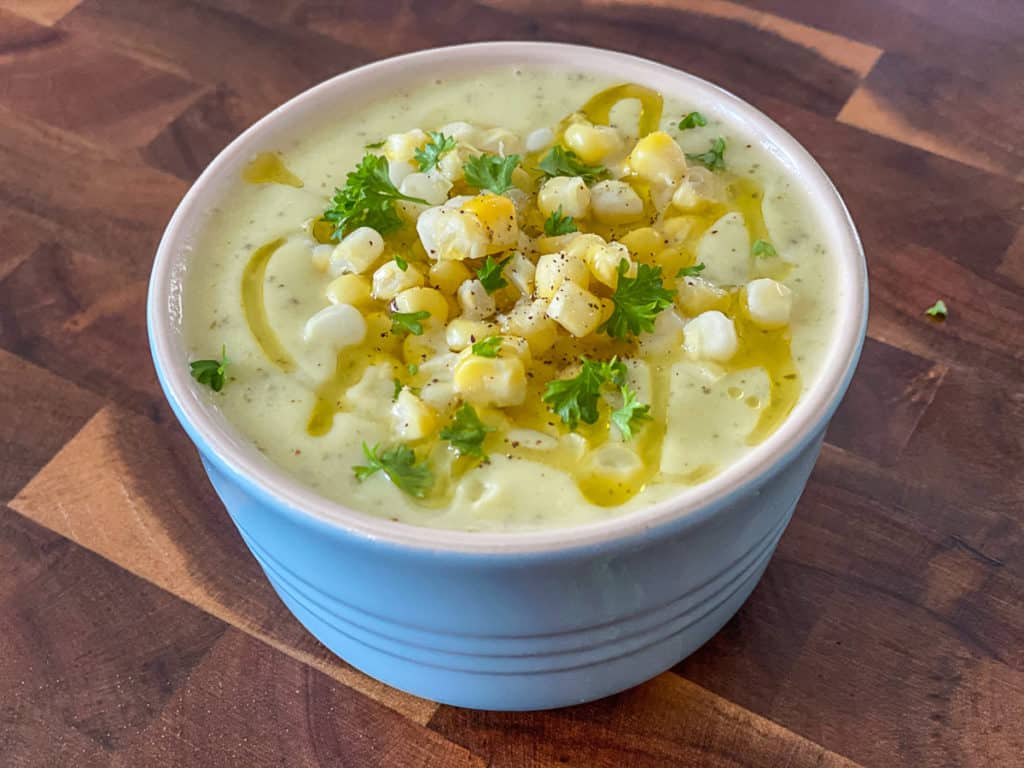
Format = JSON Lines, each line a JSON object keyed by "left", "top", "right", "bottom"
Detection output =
{"left": 1, "top": 2, "right": 1022, "bottom": 766}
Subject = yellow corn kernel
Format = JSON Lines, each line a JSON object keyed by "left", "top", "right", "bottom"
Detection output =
{"left": 628, "top": 131, "right": 688, "bottom": 186}
{"left": 429, "top": 260, "right": 473, "bottom": 296}
{"left": 326, "top": 273, "right": 373, "bottom": 307}
{"left": 393, "top": 286, "right": 449, "bottom": 325}
{"left": 661, "top": 216, "right": 698, "bottom": 244}
{"left": 461, "top": 193, "right": 519, "bottom": 252}
{"left": 546, "top": 282, "right": 603, "bottom": 337}
{"left": 391, "top": 388, "right": 438, "bottom": 441}
{"left": 371, "top": 261, "right": 425, "bottom": 301}
{"left": 453, "top": 354, "right": 528, "bottom": 408}
{"left": 330, "top": 226, "right": 385, "bottom": 275}
{"left": 677, "top": 276, "right": 729, "bottom": 316}
{"left": 499, "top": 299, "right": 559, "bottom": 355}
{"left": 384, "top": 128, "right": 428, "bottom": 163}
{"left": 563, "top": 122, "right": 624, "bottom": 164}
{"left": 619, "top": 227, "right": 663, "bottom": 265}
{"left": 537, "top": 176, "right": 590, "bottom": 219}
{"left": 445, "top": 318, "right": 500, "bottom": 351}
{"left": 511, "top": 166, "right": 533, "bottom": 193}
{"left": 589, "top": 180, "right": 644, "bottom": 224}
{"left": 535, "top": 232, "right": 580, "bottom": 255}
{"left": 495, "top": 334, "right": 532, "bottom": 363}
{"left": 586, "top": 241, "right": 632, "bottom": 289}
{"left": 535, "top": 251, "right": 590, "bottom": 299}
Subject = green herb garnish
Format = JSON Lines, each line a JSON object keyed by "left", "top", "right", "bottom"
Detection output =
{"left": 190, "top": 345, "right": 229, "bottom": 392}
{"left": 471, "top": 336, "right": 502, "bottom": 358}
{"left": 543, "top": 206, "right": 578, "bottom": 236}
{"left": 463, "top": 153, "right": 520, "bottom": 194}
{"left": 676, "top": 263, "right": 706, "bottom": 278}
{"left": 542, "top": 356, "right": 627, "bottom": 430}
{"left": 601, "top": 261, "right": 676, "bottom": 340}
{"left": 364, "top": 139, "right": 385, "bottom": 149}
{"left": 353, "top": 442, "right": 433, "bottom": 498}
{"left": 394, "top": 253, "right": 409, "bottom": 271}
{"left": 414, "top": 131, "right": 456, "bottom": 172}
{"left": 925, "top": 299, "right": 948, "bottom": 318}
{"left": 537, "top": 145, "right": 607, "bottom": 184}
{"left": 407, "top": 363, "right": 419, "bottom": 376}
{"left": 392, "top": 378, "right": 403, "bottom": 401}
{"left": 440, "top": 403, "right": 495, "bottom": 459}
{"left": 476, "top": 255, "right": 508, "bottom": 294}
{"left": 678, "top": 111, "right": 708, "bottom": 130}
{"left": 391, "top": 310, "right": 431, "bottom": 336}
{"left": 611, "top": 385, "right": 652, "bottom": 440}
{"left": 322, "top": 154, "right": 428, "bottom": 240}
{"left": 752, "top": 239, "right": 777, "bottom": 258}
{"left": 686, "top": 137, "right": 726, "bottom": 171}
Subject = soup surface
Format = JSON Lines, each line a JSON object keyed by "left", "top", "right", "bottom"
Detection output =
{"left": 182, "top": 67, "right": 836, "bottom": 531}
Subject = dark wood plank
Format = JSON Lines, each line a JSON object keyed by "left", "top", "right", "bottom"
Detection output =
{"left": 0, "top": 0, "right": 82, "bottom": 25}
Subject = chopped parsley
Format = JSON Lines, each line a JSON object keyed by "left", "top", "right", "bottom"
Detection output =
{"left": 440, "top": 403, "right": 495, "bottom": 459}
{"left": 463, "top": 152, "right": 520, "bottom": 194}
{"left": 414, "top": 131, "right": 456, "bottom": 172}
{"left": 752, "top": 239, "right": 777, "bottom": 258}
{"left": 322, "top": 154, "right": 427, "bottom": 240}
{"left": 542, "top": 357, "right": 627, "bottom": 430}
{"left": 392, "top": 378, "right": 403, "bottom": 401}
{"left": 407, "top": 363, "right": 419, "bottom": 376}
{"left": 391, "top": 310, "right": 431, "bottom": 336}
{"left": 364, "top": 139, "right": 385, "bottom": 149}
{"left": 676, "top": 263, "right": 706, "bottom": 278}
{"left": 394, "top": 253, "right": 409, "bottom": 271}
{"left": 353, "top": 442, "right": 433, "bottom": 498}
{"left": 189, "top": 345, "right": 229, "bottom": 392}
{"left": 611, "top": 385, "right": 652, "bottom": 440}
{"left": 537, "top": 145, "right": 607, "bottom": 184}
{"left": 476, "top": 255, "right": 508, "bottom": 294}
{"left": 471, "top": 336, "right": 502, "bottom": 358}
{"left": 686, "top": 137, "right": 726, "bottom": 171}
{"left": 601, "top": 260, "right": 676, "bottom": 340}
{"left": 925, "top": 299, "right": 948, "bottom": 318}
{"left": 543, "top": 206, "right": 578, "bottom": 236}
{"left": 678, "top": 111, "right": 708, "bottom": 130}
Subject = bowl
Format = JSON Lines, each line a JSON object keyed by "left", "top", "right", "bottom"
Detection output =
{"left": 148, "top": 42, "right": 867, "bottom": 710}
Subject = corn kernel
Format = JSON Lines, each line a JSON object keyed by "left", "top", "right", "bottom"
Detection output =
{"left": 461, "top": 193, "right": 519, "bottom": 252}
{"left": 311, "top": 244, "right": 333, "bottom": 272}
{"left": 535, "top": 232, "right": 581, "bottom": 255}
{"left": 403, "top": 326, "right": 449, "bottom": 366}
{"left": 745, "top": 278, "right": 792, "bottom": 329}
{"left": 499, "top": 299, "right": 559, "bottom": 355}
{"left": 537, "top": 176, "right": 591, "bottom": 219}
{"left": 684, "top": 310, "right": 738, "bottom": 362}
{"left": 371, "top": 261, "right": 424, "bottom": 301}
{"left": 330, "top": 226, "right": 385, "bottom": 276}
{"left": 546, "top": 281, "right": 603, "bottom": 337}
{"left": 535, "top": 251, "right": 589, "bottom": 299}
{"left": 457, "top": 278, "right": 497, "bottom": 320}
{"left": 391, "top": 388, "right": 438, "bottom": 441}
{"left": 628, "top": 131, "right": 688, "bottom": 186}
{"left": 302, "top": 304, "right": 367, "bottom": 350}
{"left": 525, "top": 127, "right": 554, "bottom": 153}
{"left": 564, "top": 122, "right": 624, "bottom": 164}
{"left": 453, "top": 353, "right": 528, "bottom": 408}
{"left": 619, "top": 227, "right": 662, "bottom": 264}
{"left": 445, "top": 318, "right": 499, "bottom": 351}
{"left": 417, "top": 206, "right": 488, "bottom": 262}
{"left": 394, "top": 286, "right": 449, "bottom": 325}
{"left": 586, "top": 241, "right": 632, "bottom": 288}
{"left": 476, "top": 127, "right": 523, "bottom": 156}
{"left": 439, "top": 121, "right": 478, "bottom": 144}
{"left": 384, "top": 129, "right": 427, "bottom": 164}
{"left": 496, "top": 334, "right": 532, "bottom": 363}
{"left": 677, "top": 275, "right": 729, "bottom": 316}
{"left": 504, "top": 251, "right": 535, "bottom": 296}
{"left": 428, "top": 260, "right": 472, "bottom": 296}
{"left": 326, "top": 273, "right": 372, "bottom": 307}
{"left": 400, "top": 171, "right": 452, "bottom": 206}
{"left": 590, "top": 180, "right": 644, "bottom": 224}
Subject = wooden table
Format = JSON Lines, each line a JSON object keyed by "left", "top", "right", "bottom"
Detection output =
{"left": 2, "top": 2, "right": 1022, "bottom": 765}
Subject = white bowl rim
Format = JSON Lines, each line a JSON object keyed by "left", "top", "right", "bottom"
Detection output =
{"left": 148, "top": 41, "right": 867, "bottom": 555}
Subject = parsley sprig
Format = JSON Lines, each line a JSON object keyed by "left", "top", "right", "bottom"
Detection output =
{"left": 686, "top": 137, "right": 726, "bottom": 171}
{"left": 190, "top": 345, "right": 229, "bottom": 392}
{"left": 440, "top": 403, "right": 495, "bottom": 459}
{"left": 471, "top": 336, "right": 503, "bottom": 358}
{"left": 925, "top": 299, "right": 948, "bottom": 318}
{"left": 353, "top": 442, "right": 433, "bottom": 498}
{"left": 476, "top": 255, "right": 508, "bottom": 294}
{"left": 537, "top": 146, "right": 607, "bottom": 184}
{"left": 752, "top": 239, "right": 777, "bottom": 258}
{"left": 322, "top": 154, "right": 427, "bottom": 240}
{"left": 611, "top": 385, "right": 652, "bottom": 440}
{"left": 391, "top": 310, "right": 431, "bottom": 336}
{"left": 463, "top": 153, "right": 520, "bottom": 194}
{"left": 678, "top": 111, "right": 707, "bottom": 130}
{"left": 414, "top": 131, "right": 456, "bottom": 172}
{"left": 542, "top": 357, "right": 627, "bottom": 430}
{"left": 601, "top": 261, "right": 676, "bottom": 340}
{"left": 543, "top": 206, "right": 578, "bottom": 236}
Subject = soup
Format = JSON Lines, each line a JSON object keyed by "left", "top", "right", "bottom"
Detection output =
{"left": 182, "top": 68, "right": 836, "bottom": 531}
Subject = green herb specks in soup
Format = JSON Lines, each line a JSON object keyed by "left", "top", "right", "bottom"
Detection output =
{"left": 183, "top": 68, "right": 836, "bottom": 532}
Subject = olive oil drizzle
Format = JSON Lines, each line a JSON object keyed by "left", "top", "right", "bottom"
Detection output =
{"left": 240, "top": 238, "right": 296, "bottom": 372}
{"left": 243, "top": 152, "right": 304, "bottom": 188}
{"left": 579, "top": 83, "right": 664, "bottom": 139}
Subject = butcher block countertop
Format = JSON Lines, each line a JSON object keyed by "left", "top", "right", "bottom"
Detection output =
{"left": 2, "top": 1, "right": 1023, "bottom": 766}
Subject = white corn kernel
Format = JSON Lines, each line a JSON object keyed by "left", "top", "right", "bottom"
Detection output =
{"left": 499, "top": 299, "right": 558, "bottom": 355}
{"left": 394, "top": 286, "right": 449, "bottom": 325}
{"left": 439, "top": 121, "right": 478, "bottom": 144}
{"left": 546, "top": 282, "right": 603, "bottom": 337}
{"left": 496, "top": 335, "right": 532, "bottom": 363}
{"left": 371, "top": 261, "right": 424, "bottom": 301}
{"left": 453, "top": 354, "right": 527, "bottom": 408}
{"left": 525, "top": 127, "right": 554, "bottom": 152}
{"left": 563, "top": 123, "right": 623, "bottom": 164}
{"left": 677, "top": 276, "right": 728, "bottom": 316}
{"left": 537, "top": 176, "right": 591, "bottom": 219}
{"left": 628, "top": 131, "right": 688, "bottom": 186}
{"left": 311, "top": 244, "right": 333, "bottom": 272}
{"left": 330, "top": 226, "right": 385, "bottom": 276}
{"left": 416, "top": 206, "right": 488, "bottom": 262}
{"left": 400, "top": 171, "right": 452, "bottom": 206}
{"left": 504, "top": 251, "right": 536, "bottom": 296}
{"left": 302, "top": 303, "right": 366, "bottom": 350}
{"left": 477, "top": 127, "right": 523, "bottom": 156}
{"left": 445, "top": 318, "right": 499, "bottom": 351}
{"left": 457, "top": 279, "right": 497, "bottom": 320}
{"left": 535, "top": 251, "right": 589, "bottom": 299}
{"left": 326, "top": 274, "right": 372, "bottom": 307}
{"left": 684, "top": 310, "right": 739, "bottom": 362}
{"left": 638, "top": 307, "right": 685, "bottom": 356}
{"left": 590, "top": 180, "right": 644, "bottom": 224}
{"left": 746, "top": 278, "right": 793, "bottom": 329}
{"left": 391, "top": 388, "right": 438, "bottom": 441}
{"left": 583, "top": 443, "right": 644, "bottom": 483}
{"left": 388, "top": 160, "right": 415, "bottom": 188}
{"left": 586, "top": 241, "right": 632, "bottom": 288}
{"left": 384, "top": 128, "right": 427, "bottom": 164}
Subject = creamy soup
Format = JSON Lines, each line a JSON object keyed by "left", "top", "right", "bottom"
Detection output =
{"left": 182, "top": 68, "right": 835, "bottom": 531}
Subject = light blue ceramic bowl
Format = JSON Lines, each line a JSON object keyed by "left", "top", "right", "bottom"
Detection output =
{"left": 148, "top": 43, "right": 867, "bottom": 710}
